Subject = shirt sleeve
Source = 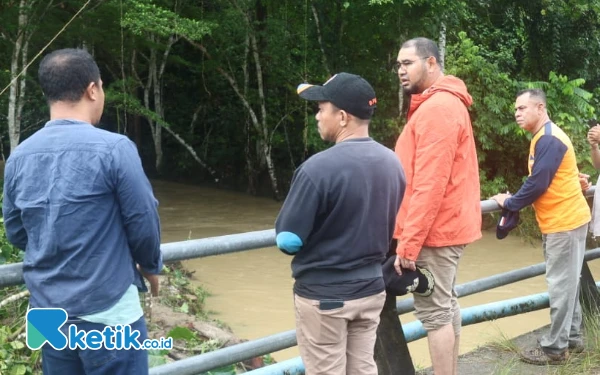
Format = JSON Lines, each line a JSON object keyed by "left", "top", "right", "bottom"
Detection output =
{"left": 275, "top": 168, "right": 320, "bottom": 255}
{"left": 2, "top": 161, "right": 28, "bottom": 250}
{"left": 503, "top": 135, "right": 566, "bottom": 212}
{"left": 396, "top": 104, "right": 460, "bottom": 261}
{"left": 111, "top": 139, "right": 163, "bottom": 274}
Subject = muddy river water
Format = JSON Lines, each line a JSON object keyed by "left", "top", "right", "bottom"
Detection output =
{"left": 153, "top": 179, "right": 600, "bottom": 368}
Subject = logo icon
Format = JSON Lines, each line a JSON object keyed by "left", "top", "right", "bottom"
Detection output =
{"left": 26, "top": 308, "right": 68, "bottom": 350}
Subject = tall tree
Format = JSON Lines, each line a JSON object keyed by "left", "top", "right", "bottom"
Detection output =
{"left": 1, "top": 0, "right": 54, "bottom": 153}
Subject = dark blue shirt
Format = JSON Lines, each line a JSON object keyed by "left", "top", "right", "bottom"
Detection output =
{"left": 2, "top": 119, "right": 162, "bottom": 316}
{"left": 275, "top": 138, "right": 405, "bottom": 300}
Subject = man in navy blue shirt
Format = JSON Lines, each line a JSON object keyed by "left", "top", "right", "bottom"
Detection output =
{"left": 276, "top": 73, "right": 405, "bottom": 375}
{"left": 3, "top": 48, "right": 162, "bottom": 374}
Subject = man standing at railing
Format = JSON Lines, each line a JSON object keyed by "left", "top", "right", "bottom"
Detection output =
{"left": 275, "top": 73, "right": 405, "bottom": 375}
{"left": 492, "top": 88, "right": 590, "bottom": 365}
{"left": 392, "top": 37, "right": 482, "bottom": 375}
{"left": 587, "top": 123, "right": 600, "bottom": 236}
{"left": 2, "top": 48, "right": 162, "bottom": 374}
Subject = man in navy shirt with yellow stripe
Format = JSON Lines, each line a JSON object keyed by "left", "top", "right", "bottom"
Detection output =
{"left": 492, "top": 88, "right": 590, "bottom": 365}
{"left": 275, "top": 73, "right": 405, "bottom": 375}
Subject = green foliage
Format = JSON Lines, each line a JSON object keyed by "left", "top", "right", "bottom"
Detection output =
{"left": 167, "top": 326, "right": 197, "bottom": 341}
{"left": 200, "top": 365, "right": 236, "bottom": 375}
{"left": 121, "top": 0, "right": 214, "bottom": 40}
{"left": 521, "top": 72, "right": 595, "bottom": 174}
{"left": 0, "top": 220, "right": 23, "bottom": 265}
{"left": 0, "top": 190, "right": 39, "bottom": 374}
{"left": 446, "top": 32, "right": 521, "bottom": 198}
{"left": 1, "top": 0, "right": 600, "bottom": 207}
{"left": 159, "top": 263, "right": 211, "bottom": 319}
{"left": 0, "top": 326, "right": 41, "bottom": 375}
{"left": 148, "top": 349, "right": 169, "bottom": 367}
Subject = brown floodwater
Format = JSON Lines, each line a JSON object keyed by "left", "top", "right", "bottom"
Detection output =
{"left": 153, "top": 179, "right": 600, "bottom": 368}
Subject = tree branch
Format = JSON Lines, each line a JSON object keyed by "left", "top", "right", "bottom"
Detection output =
{"left": 184, "top": 37, "right": 262, "bottom": 137}
{"left": 311, "top": 1, "right": 331, "bottom": 76}
{"left": 0, "top": 290, "right": 30, "bottom": 309}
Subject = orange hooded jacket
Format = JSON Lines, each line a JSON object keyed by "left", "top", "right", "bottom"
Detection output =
{"left": 394, "top": 75, "right": 482, "bottom": 261}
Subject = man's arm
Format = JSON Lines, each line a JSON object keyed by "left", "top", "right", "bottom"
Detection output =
{"left": 588, "top": 126, "right": 600, "bottom": 169}
{"left": 396, "top": 104, "right": 460, "bottom": 261}
{"left": 275, "top": 169, "right": 320, "bottom": 255}
{"left": 2, "top": 161, "right": 28, "bottom": 250}
{"left": 111, "top": 139, "right": 163, "bottom": 274}
{"left": 502, "top": 135, "right": 566, "bottom": 211}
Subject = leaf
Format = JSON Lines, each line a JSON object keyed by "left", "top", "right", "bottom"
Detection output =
{"left": 10, "top": 341, "right": 24, "bottom": 350}
{"left": 148, "top": 350, "right": 167, "bottom": 368}
{"left": 180, "top": 302, "right": 189, "bottom": 314}
{"left": 201, "top": 364, "right": 236, "bottom": 375}
{"left": 167, "top": 326, "right": 196, "bottom": 341}
{"left": 9, "top": 364, "right": 27, "bottom": 375}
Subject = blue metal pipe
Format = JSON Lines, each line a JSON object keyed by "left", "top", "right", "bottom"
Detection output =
{"left": 148, "top": 330, "right": 297, "bottom": 375}
{"left": 0, "top": 229, "right": 277, "bottom": 288}
{"left": 3, "top": 189, "right": 551, "bottom": 289}
{"left": 403, "top": 290, "right": 550, "bottom": 342}
{"left": 396, "top": 247, "right": 600, "bottom": 315}
{"left": 2, "top": 186, "right": 596, "bottom": 288}
{"left": 241, "top": 357, "right": 305, "bottom": 375}
{"left": 244, "top": 283, "right": 600, "bottom": 375}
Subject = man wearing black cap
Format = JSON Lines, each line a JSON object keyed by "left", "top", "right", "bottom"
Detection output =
{"left": 275, "top": 73, "right": 405, "bottom": 375}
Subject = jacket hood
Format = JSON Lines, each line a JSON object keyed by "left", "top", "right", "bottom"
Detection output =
{"left": 408, "top": 75, "right": 473, "bottom": 116}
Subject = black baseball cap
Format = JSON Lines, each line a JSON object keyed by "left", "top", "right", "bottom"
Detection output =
{"left": 496, "top": 209, "right": 520, "bottom": 240}
{"left": 296, "top": 72, "right": 377, "bottom": 120}
{"left": 382, "top": 256, "right": 435, "bottom": 297}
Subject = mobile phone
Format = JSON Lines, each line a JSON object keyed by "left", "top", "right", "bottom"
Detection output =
{"left": 588, "top": 119, "right": 598, "bottom": 128}
{"left": 319, "top": 299, "right": 344, "bottom": 311}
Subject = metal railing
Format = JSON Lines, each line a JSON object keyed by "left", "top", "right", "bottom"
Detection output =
{"left": 0, "top": 188, "right": 597, "bottom": 375}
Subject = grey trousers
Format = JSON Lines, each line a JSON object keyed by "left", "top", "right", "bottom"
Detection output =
{"left": 539, "top": 223, "right": 588, "bottom": 354}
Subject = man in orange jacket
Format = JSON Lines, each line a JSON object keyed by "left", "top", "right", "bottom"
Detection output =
{"left": 393, "top": 37, "right": 482, "bottom": 375}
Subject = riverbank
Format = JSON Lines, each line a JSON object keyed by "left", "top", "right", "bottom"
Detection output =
{"left": 418, "top": 322, "right": 600, "bottom": 375}
{"left": 146, "top": 262, "right": 269, "bottom": 372}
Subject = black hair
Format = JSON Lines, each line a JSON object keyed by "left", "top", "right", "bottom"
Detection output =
{"left": 38, "top": 48, "right": 100, "bottom": 103}
{"left": 516, "top": 88, "right": 547, "bottom": 105}
{"left": 401, "top": 37, "right": 441, "bottom": 67}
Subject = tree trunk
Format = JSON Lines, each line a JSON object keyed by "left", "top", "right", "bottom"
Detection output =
{"left": 311, "top": 2, "right": 331, "bottom": 76}
{"left": 16, "top": 35, "right": 29, "bottom": 138}
{"left": 7, "top": 0, "right": 30, "bottom": 152}
{"left": 141, "top": 48, "right": 156, "bottom": 172}
{"left": 185, "top": 32, "right": 281, "bottom": 199}
{"left": 248, "top": 27, "right": 281, "bottom": 199}
{"left": 152, "top": 49, "right": 163, "bottom": 173}
{"left": 438, "top": 20, "right": 446, "bottom": 71}
{"left": 242, "top": 33, "right": 257, "bottom": 194}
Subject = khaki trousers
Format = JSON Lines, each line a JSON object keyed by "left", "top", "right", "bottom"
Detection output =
{"left": 294, "top": 291, "right": 386, "bottom": 375}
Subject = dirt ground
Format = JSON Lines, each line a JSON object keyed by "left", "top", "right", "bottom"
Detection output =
{"left": 143, "top": 274, "right": 266, "bottom": 370}
{"left": 417, "top": 325, "right": 600, "bottom": 375}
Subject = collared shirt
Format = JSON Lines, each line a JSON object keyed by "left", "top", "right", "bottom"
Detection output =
{"left": 3, "top": 119, "right": 162, "bottom": 317}
{"left": 504, "top": 121, "right": 590, "bottom": 233}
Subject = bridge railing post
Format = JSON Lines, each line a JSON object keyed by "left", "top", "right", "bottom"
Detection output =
{"left": 580, "top": 260, "right": 600, "bottom": 313}
{"left": 374, "top": 292, "right": 415, "bottom": 375}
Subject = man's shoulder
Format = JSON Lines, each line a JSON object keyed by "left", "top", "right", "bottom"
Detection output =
{"left": 301, "top": 146, "right": 337, "bottom": 167}
{"left": 301, "top": 140, "right": 400, "bottom": 176}
{"left": 422, "top": 92, "right": 466, "bottom": 111}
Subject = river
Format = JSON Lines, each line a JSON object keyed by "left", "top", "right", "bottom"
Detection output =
{"left": 153, "top": 179, "right": 600, "bottom": 369}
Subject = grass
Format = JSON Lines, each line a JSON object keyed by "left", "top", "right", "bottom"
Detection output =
{"left": 485, "top": 307, "right": 600, "bottom": 375}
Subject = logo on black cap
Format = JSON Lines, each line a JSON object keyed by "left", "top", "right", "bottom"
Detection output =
{"left": 297, "top": 72, "right": 377, "bottom": 120}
